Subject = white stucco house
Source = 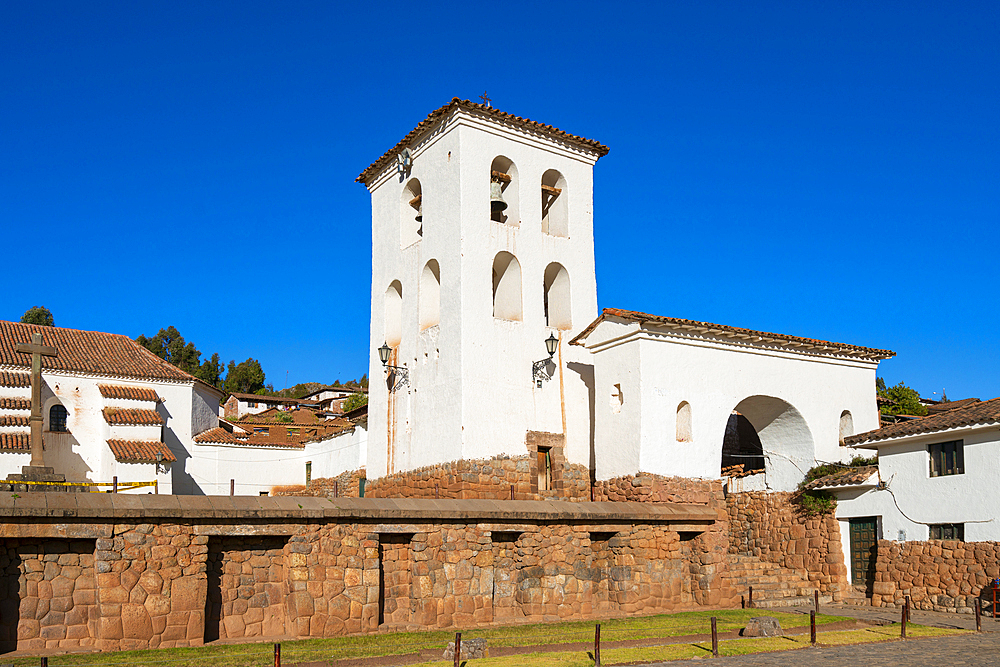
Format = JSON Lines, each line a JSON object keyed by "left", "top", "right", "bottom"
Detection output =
{"left": 0, "top": 320, "right": 334, "bottom": 496}
{"left": 826, "top": 398, "right": 1000, "bottom": 584}
{"left": 350, "top": 98, "right": 895, "bottom": 493}
{"left": 571, "top": 309, "right": 892, "bottom": 491}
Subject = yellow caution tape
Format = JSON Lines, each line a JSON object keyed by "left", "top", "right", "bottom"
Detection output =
{"left": 8, "top": 480, "right": 157, "bottom": 489}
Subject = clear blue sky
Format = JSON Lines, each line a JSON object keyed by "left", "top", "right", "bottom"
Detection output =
{"left": 2, "top": 2, "right": 997, "bottom": 400}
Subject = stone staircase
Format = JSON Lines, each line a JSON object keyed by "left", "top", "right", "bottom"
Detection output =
{"left": 727, "top": 554, "right": 833, "bottom": 609}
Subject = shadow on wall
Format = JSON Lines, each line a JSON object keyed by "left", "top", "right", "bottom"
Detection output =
{"left": 567, "top": 362, "right": 596, "bottom": 483}
{"left": 158, "top": 400, "right": 201, "bottom": 495}
{"left": 0, "top": 548, "right": 20, "bottom": 653}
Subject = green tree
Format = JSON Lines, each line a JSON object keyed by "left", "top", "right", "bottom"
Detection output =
{"left": 21, "top": 306, "right": 54, "bottom": 327}
{"left": 342, "top": 393, "right": 368, "bottom": 412}
{"left": 359, "top": 373, "right": 368, "bottom": 389}
{"left": 196, "top": 353, "right": 225, "bottom": 389}
{"left": 876, "top": 378, "right": 928, "bottom": 417}
{"left": 136, "top": 326, "right": 203, "bottom": 376}
{"left": 224, "top": 358, "right": 267, "bottom": 395}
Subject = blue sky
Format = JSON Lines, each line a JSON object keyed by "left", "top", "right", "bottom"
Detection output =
{"left": 2, "top": 2, "right": 997, "bottom": 400}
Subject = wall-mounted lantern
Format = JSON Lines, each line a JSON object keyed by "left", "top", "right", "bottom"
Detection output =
{"left": 532, "top": 333, "right": 559, "bottom": 387}
{"left": 379, "top": 342, "right": 410, "bottom": 391}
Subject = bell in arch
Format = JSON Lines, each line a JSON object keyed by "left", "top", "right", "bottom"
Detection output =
{"left": 490, "top": 180, "right": 508, "bottom": 213}
{"left": 415, "top": 204, "right": 422, "bottom": 223}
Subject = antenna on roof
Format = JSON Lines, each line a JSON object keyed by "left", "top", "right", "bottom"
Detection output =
{"left": 479, "top": 91, "right": 492, "bottom": 107}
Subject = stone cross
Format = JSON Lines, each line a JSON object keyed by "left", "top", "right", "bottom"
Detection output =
{"left": 15, "top": 332, "right": 57, "bottom": 468}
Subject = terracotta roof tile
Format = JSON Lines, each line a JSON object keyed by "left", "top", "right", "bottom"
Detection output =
{"left": 0, "top": 415, "right": 29, "bottom": 426}
{"left": 106, "top": 439, "right": 176, "bottom": 463}
{"left": 848, "top": 397, "right": 1000, "bottom": 446}
{"left": 0, "top": 432, "right": 29, "bottom": 451}
{"left": 925, "top": 398, "right": 981, "bottom": 415}
{"left": 803, "top": 466, "right": 878, "bottom": 490}
{"left": 571, "top": 308, "right": 895, "bottom": 361}
{"left": 357, "top": 98, "right": 610, "bottom": 184}
{"left": 0, "top": 320, "right": 194, "bottom": 382}
{"left": 98, "top": 385, "right": 160, "bottom": 402}
{"left": 194, "top": 427, "right": 241, "bottom": 444}
{"left": 0, "top": 397, "right": 30, "bottom": 410}
{"left": 102, "top": 407, "right": 163, "bottom": 426}
{"left": 0, "top": 371, "right": 30, "bottom": 388}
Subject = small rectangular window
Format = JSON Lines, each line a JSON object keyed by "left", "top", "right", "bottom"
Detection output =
{"left": 929, "top": 523, "right": 964, "bottom": 540}
{"left": 929, "top": 440, "right": 964, "bottom": 477}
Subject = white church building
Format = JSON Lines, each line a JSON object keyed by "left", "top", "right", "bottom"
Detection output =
{"left": 353, "top": 98, "right": 894, "bottom": 494}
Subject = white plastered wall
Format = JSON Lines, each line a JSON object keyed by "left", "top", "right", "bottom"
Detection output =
{"left": 365, "top": 109, "right": 602, "bottom": 479}
{"left": 582, "top": 320, "right": 882, "bottom": 491}
{"left": 835, "top": 426, "right": 1000, "bottom": 543}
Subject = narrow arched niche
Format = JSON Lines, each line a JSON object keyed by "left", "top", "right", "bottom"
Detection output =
{"left": 543, "top": 263, "right": 572, "bottom": 330}
{"left": 490, "top": 156, "right": 519, "bottom": 225}
{"left": 492, "top": 252, "right": 522, "bottom": 321}
{"left": 400, "top": 179, "right": 422, "bottom": 248}
{"left": 419, "top": 260, "right": 441, "bottom": 330}
{"left": 541, "top": 169, "right": 568, "bottom": 237}
{"left": 676, "top": 401, "right": 692, "bottom": 442}
{"left": 384, "top": 281, "right": 403, "bottom": 347}
{"left": 839, "top": 410, "right": 854, "bottom": 444}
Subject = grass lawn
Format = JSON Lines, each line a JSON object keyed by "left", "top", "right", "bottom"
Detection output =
{"left": 405, "top": 625, "right": 970, "bottom": 667}
{"left": 2, "top": 609, "right": 901, "bottom": 667}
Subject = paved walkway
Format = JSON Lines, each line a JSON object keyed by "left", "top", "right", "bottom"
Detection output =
{"left": 794, "top": 601, "right": 1000, "bottom": 632}
{"left": 646, "top": 632, "right": 1000, "bottom": 666}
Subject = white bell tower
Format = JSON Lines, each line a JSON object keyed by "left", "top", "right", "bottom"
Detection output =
{"left": 357, "top": 98, "right": 609, "bottom": 483}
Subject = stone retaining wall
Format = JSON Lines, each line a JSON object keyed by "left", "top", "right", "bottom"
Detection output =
{"left": 273, "top": 469, "right": 367, "bottom": 499}
{"left": 0, "top": 494, "right": 727, "bottom": 654}
{"left": 871, "top": 539, "right": 1000, "bottom": 613}
{"left": 725, "top": 492, "right": 848, "bottom": 599}
{"left": 0, "top": 539, "right": 97, "bottom": 652}
{"left": 363, "top": 457, "right": 590, "bottom": 501}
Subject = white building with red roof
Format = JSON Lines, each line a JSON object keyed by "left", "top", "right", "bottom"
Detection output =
{"left": 356, "top": 99, "right": 895, "bottom": 494}
{"left": 0, "top": 320, "right": 314, "bottom": 495}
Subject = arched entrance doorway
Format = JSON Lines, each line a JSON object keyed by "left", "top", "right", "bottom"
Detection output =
{"left": 721, "top": 395, "right": 815, "bottom": 492}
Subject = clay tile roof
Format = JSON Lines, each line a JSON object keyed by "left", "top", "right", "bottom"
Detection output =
{"left": 925, "top": 398, "right": 981, "bottom": 415}
{"left": 98, "top": 385, "right": 160, "bottom": 402}
{"left": 803, "top": 466, "right": 878, "bottom": 490}
{"left": 0, "top": 321, "right": 194, "bottom": 382}
{"left": 227, "top": 392, "right": 317, "bottom": 405}
{"left": 102, "top": 407, "right": 164, "bottom": 426}
{"left": 357, "top": 98, "right": 610, "bottom": 184}
{"left": 0, "top": 415, "right": 29, "bottom": 427}
{"left": 106, "top": 439, "right": 176, "bottom": 463}
{"left": 193, "top": 427, "right": 241, "bottom": 445}
{"left": 847, "top": 397, "right": 1000, "bottom": 446}
{"left": 0, "top": 371, "right": 30, "bottom": 388}
{"left": 0, "top": 432, "right": 29, "bottom": 452}
{"left": 570, "top": 308, "right": 896, "bottom": 361}
{"left": 0, "top": 397, "right": 30, "bottom": 410}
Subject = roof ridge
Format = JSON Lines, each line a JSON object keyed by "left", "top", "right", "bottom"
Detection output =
{"left": 357, "top": 98, "right": 609, "bottom": 184}
{"left": 571, "top": 307, "right": 894, "bottom": 359}
{"left": 847, "top": 396, "right": 1000, "bottom": 445}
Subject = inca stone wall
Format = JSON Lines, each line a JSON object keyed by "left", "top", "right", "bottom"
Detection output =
{"left": 205, "top": 537, "right": 287, "bottom": 640}
{"left": 0, "top": 539, "right": 97, "bottom": 652}
{"left": 725, "top": 492, "right": 848, "bottom": 599}
{"left": 0, "top": 494, "right": 724, "bottom": 654}
{"left": 273, "top": 468, "right": 367, "bottom": 499}
{"left": 871, "top": 539, "right": 1000, "bottom": 613}
{"left": 363, "top": 455, "right": 591, "bottom": 501}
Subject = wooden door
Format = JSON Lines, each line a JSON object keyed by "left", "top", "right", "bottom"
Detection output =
{"left": 849, "top": 517, "right": 878, "bottom": 589}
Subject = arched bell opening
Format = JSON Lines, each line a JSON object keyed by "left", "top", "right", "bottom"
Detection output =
{"left": 490, "top": 156, "right": 519, "bottom": 225}
{"left": 400, "top": 179, "right": 422, "bottom": 247}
